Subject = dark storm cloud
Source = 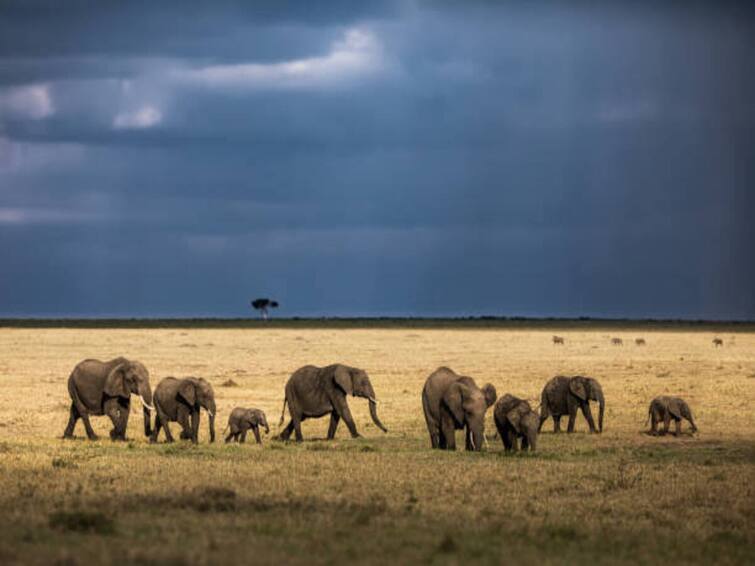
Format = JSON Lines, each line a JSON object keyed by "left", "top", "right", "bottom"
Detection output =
{"left": 1, "top": 1, "right": 753, "bottom": 318}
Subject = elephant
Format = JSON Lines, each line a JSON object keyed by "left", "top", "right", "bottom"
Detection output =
{"left": 421, "top": 367, "right": 497, "bottom": 451}
{"left": 62, "top": 357, "right": 154, "bottom": 441}
{"left": 539, "top": 375, "right": 605, "bottom": 433}
{"left": 647, "top": 396, "right": 698, "bottom": 436}
{"left": 224, "top": 407, "right": 269, "bottom": 444}
{"left": 151, "top": 377, "right": 216, "bottom": 444}
{"left": 494, "top": 394, "right": 539, "bottom": 452}
{"left": 277, "top": 364, "right": 388, "bottom": 442}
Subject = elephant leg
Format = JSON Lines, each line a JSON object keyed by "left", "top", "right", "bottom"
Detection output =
{"left": 63, "top": 403, "right": 80, "bottom": 438}
{"left": 567, "top": 403, "right": 578, "bottom": 433}
{"left": 79, "top": 411, "right": 98, "bottom": 441}
{"left": 440, "top": 413, "right": 456, "bottom": 451}
{"left": 224, "top": 431, "right": 234, "bottom": 443}
{"left": 521, "top": 434, "right": 530, "bottom": 451}
{"left": 650, "top": 411, "right": 658, "bottom": 435}
{"left": 580, "top": 402, "right": 597, "bottom": 433}
{"left": 501, "top": 428, "right": 513, "bottom": 451}
{"left": 553, "top": 416, "right": 562, "bottom": 433}
{"left": 674, "top": 418, "right": 681, "bottom": 436}
{"left": 190, "top": 409, "right": 200, "bottom": 444}
{"left": 327, "top": 411, "right": 340, "bottom": 440}
{"left": 495, "top": 420, "right": 507, "bottom": 450}
{"left": 662, "top": 413, "right": 671, "bottom": 435}
{"left": 464, "top": 428, "right": 473, "bottom": 451}
{"left": 333, "top": 397, "right": 359, "bottom": 438}
{"left": 104, "top": 398, "right": 127, "bottom": 441}
{"left": 177, "top": 405, "right": 192, "bottom": 440}
{"left": 278, "top": 420, "right": 295, "bottom": 441}
{"left": 151, "top": 414, "right": 163, "bottom": 443}
{"left": 240, "top": 430, "right": 247, "bottom": 443}
{"left": 252, "top": 426, "right": 262, "bottom": 444}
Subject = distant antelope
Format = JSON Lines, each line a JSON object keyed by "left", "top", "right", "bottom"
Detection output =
{"left": 611, "top": 337, "right": 623, "bottom": 346}
{"left": 712, "top": 338, "right": 723, "bottom": 347}
{"left": 635, "top": 338, "right": 646, "bottom": 346}
{"left": 552, "top": 335, "right": 565, "bottom": 345}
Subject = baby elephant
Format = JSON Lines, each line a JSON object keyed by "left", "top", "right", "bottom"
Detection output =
{"left": 224, "top": 407, "right": 269, "bottom": 444}
{"left": 647, "top": 396, "right": 698, "bottom": 436}
{"left": 494, "top": 394, "right": 539, "bottom": 452}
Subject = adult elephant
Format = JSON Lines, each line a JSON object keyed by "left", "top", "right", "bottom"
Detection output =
{"left": 494, "top": 394, "right": 539, "bottom": 452}
{"left": 151, "top": 377, "right": 216, "bottom": 444}
{"left": 63, "top": 357, "right": 154, "bottom": 441}
{"left": 277, "top": 364, "right": 388, "bottom": 442}
{"left": 647, "top": 396, "right": 697, "bottom": 436}
{"left": 421, "top": 367, "right": 497, "bottom": 451}
{"left": 539, "top": 375, "right": 604, "bottom": 433}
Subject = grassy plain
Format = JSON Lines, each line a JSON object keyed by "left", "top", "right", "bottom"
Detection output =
{"left": 0, "top": 322, "right": 753, "bottom": 565}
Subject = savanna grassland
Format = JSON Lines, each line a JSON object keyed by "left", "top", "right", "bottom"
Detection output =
{"left": 0, "top": 322, "right": 753, "bottom": 565}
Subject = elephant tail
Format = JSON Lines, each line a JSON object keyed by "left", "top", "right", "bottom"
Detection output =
{"left": 644, "top": 407, "right": 651, "bottom": 428}
{"left": 278, "top": 397, "right": 288, "bottom": 427}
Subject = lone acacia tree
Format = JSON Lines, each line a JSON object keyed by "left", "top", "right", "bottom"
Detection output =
{"left": 251, "top": 298, "right": 279, "bottom": 320}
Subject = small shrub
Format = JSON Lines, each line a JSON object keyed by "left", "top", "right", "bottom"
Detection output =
{"left": 220, "top": 379, "right": 239, "bottom": 387}
{"left": 51, "top": 457, "right": 76, "bottom": 469}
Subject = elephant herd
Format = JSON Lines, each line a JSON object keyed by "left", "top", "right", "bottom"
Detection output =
{"left": 62, "top": 357, "right": 698, "bottom": 451}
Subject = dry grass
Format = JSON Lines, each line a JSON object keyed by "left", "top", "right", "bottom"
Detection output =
{"left": 0, "top": 325, "right": 753, "bottom": 565}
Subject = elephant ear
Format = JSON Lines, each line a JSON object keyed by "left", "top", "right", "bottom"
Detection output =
{"left": 569, "top": 378, "right": 588, "bottom": 401}
{"left": 104, "top": 363, "right": 130, "bottom": 399}
{"left": 178, "top": 380, "right": 196, "bottom": 406}
{"left": 333, "top": 365, "right": 354, "bottom": 396}
{"left": 443, "top": 382, "right": 467, "bottom": 426}
{"left": 246, "top": 410, "right": 259, "bottom": 426}
{"left": 667, "top": 399, "right": 683, "bottom": 419}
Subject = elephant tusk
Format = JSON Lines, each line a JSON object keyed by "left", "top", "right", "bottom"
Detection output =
{"left": 207, "top": 409, "right": 214, "bottom": 417}
{"left": 367, "top": 396, "right": 379, "bottom": 405}
{"left": 469, "top": 432, "right": 476, "bottom": 451}
{"left": 139, "top": 395, "right": 155, "bottom": 412}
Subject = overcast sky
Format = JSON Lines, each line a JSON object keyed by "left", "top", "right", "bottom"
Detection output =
{"left": 1, "top": 1, "right": 753, "bottom": 319}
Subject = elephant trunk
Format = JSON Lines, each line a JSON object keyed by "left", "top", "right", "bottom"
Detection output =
{"left": 528, "top": 429, "right": 538, "bottom": 452}
{"left": 368, "top": 399, "right": 388, "bottom": 433}
{"left": 262, "top": 416, "right": 270, "bottom": 435}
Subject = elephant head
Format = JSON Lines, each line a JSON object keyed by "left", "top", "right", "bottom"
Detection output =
{"left": 178, "top": 378, "right": 216, "bottom": 442}
{"left": 249, "top": 409, "right": 269, "bottom": 435}
{"left": 333, "top": 365, "right": 388, "bottom": 433}
{"left": 442, "top": 381, "right": 492, "bottom": 451}
{"left": 569, "top": 376, "right": 604, "bottom": 432}
{"left": 504, "top": 402, "right": 539, "bottom": 451}
{"left": 104, "top": 360, "right": 153, "bottom": 437}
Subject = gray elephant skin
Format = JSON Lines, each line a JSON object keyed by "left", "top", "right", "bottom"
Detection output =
{"left": 647, "top": 396, "right": 697, "bottom": 436}
{"left": 224, "top": 407, "right": 269, "bottom": 443}
{"left": 63, "top": 357, "right": 154, "bottom": 441}
{"left": 494, "top": 394, "right": 539, "bottom": 452}
{"left": 421, "top": 367, "right": 497, "bottom": 451}
{"left": 539, "top": 375, "right": 605, "bottom": 433}
{"left": 151, "top": 377, "right": 216, "bottom": 444}
{"left": 278, "top": 364, "right": 388, "bottom": 442}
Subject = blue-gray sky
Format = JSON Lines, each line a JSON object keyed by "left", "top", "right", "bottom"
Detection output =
{"left": 1, "top": 1, "right": 753, "bottom": 319}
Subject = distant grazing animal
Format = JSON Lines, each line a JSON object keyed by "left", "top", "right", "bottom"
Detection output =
{"left": 422, "top": 367, "right": 497, "bottom": 451}
{"left": 224, "top": 407, "right": 269, "bottom": 443}
{"left": 647, "top": 396, "right": 697, "bottom": 436}
{"left": 635, "top": 338, "right": 646, "bottom": 346}
{"left": 63, "top": 357, "right": 154, "bottom": 441}
{"left": 494, "top": 394, "right": 539, "bottom": 452}
{"left": 611, "top": 337, "right": 623, "bottom": 346}
{"left": 552, "top": 335, "right": 565, "bottom": 345}
{"left": 151, "top": 377, "right": 216, "bottom": 444}
{"left": 539, "top": 375, "right": 604, "bottom": 433}
{"left": 278, "top": 364, "right": 387, "bottom": 442}
{"left": 712, "top": 338, "right": 723, "bottom": 347}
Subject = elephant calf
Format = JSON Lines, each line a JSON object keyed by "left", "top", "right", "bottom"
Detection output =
{"left": 422, "top": 367, "right": 497, "bottom": 451}
{"left": 494, "top": 394, "right": 539, "bottom": 452}
{"left": 647, "top": 396, "right": 698, "bottom": 436}
{"left": 224, "top": 407, "right": 269, "bottom": 444}
{"left": 151, "top": 377, "right": 216, "bottom": 444}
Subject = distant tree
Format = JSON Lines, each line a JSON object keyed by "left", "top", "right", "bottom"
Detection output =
{"left": 251, "top": 298, "right": 279, "bottom": 320}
